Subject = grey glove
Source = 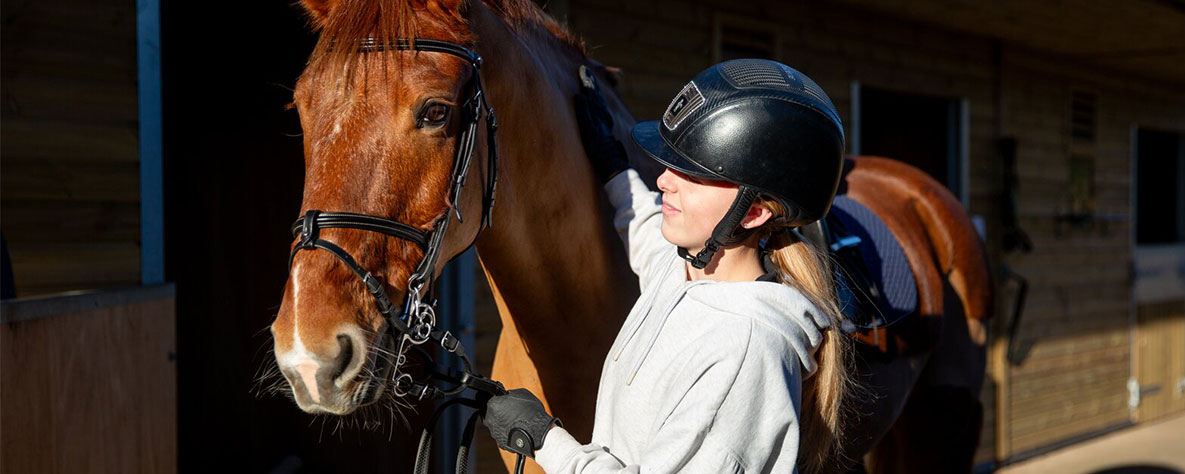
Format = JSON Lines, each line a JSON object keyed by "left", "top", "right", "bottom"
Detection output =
{"left": 483, "top": 388, "right": 562, "bottom": 458}
{"left": 574, "top": 65, "right": 630, "bottom": 184}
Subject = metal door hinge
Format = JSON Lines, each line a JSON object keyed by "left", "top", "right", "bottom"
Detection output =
{"left": 1128, "top": 378, "right": 1140, "bottom": 411}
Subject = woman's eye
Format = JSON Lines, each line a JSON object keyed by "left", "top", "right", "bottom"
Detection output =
{"left": 417, "top": 103, "right": 450, "bottom": 128}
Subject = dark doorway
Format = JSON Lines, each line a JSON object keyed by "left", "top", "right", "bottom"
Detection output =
{"left": 857, "top": 86, "right": 964, "bottom": 200}
{"left": 161, "top": 3, "right": 424, "bottom": 473}
{"left": 1135, "top": 128, "right": 1185, "bottom": 245}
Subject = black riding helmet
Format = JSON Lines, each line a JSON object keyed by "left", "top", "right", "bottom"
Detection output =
{"left": 631, "top": 59, "right": 845, "bottom": 269}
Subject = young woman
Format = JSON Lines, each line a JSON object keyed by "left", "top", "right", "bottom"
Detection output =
{"left": 483, "top": 58, "right": 855, "bottom": 474}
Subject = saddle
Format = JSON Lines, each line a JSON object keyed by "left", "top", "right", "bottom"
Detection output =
{"left": 800, "top": 195, "right": 927, "bottom": 356}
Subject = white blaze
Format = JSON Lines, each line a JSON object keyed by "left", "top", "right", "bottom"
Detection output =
{"left": 282, "top": 261, "right": 322, "bottom": 404}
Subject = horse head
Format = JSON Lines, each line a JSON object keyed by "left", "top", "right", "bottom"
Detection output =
{"left": 271, "top": 0, "right": 491, "bottom": 415}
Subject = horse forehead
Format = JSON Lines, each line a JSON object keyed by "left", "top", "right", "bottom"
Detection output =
{"left": 297, "top": 52, "right": 468, "bottom": 102}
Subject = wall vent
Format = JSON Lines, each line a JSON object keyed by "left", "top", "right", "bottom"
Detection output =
{"left": 1070, "top": 90, "right": 1097, "bottom": 143}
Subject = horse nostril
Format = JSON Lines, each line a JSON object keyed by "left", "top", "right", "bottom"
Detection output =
{"left": 332, "top": 334, "right": 354, "bottom": 381}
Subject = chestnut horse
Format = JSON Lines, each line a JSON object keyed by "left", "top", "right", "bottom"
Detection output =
{"left": 267, "top": 0, "right": 992, "bottom": 473}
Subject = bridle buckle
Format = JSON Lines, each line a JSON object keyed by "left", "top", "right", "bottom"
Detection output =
{"left": 298, "top": 210, "right": 320, "bottom": 249}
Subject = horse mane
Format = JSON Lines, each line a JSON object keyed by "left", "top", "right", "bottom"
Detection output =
{"left": 306, "top": 0, "right": 585, "bottom": 79}
{"left": 483, "top": 0, "right": 584, "bottom": 53}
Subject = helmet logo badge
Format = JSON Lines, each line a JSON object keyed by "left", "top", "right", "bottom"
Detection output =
{"left": 662, "top": 81, "right": 705, "bottom": 131}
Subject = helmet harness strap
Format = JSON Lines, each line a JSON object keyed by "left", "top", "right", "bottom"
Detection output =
{"left": 678, "top": 186, "right": 760, "bottom": 269}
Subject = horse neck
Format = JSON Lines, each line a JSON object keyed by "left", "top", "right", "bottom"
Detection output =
{"left": 467, "top": 3, "right": 637, "bottom": 346}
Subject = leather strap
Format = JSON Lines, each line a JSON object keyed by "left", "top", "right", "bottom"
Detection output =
{"left": 679, "top": 186, "right": 760, "bottom": 269}
{"left": 291, "top": 211, "right": 429, "bottom": 250}
{"left": 358, "top": 38, "right": 484, "bottom": 68}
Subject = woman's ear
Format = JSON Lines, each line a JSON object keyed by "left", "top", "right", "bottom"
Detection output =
{"left": 741, "top": 203, "right": 773, "bottom": 229}
{"left": 300, "top": 0, "right": 337, "bottom": 29}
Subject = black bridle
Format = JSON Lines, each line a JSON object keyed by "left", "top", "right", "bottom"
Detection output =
{"left": 286, "top": 37, "right": 515, "bottom": 472}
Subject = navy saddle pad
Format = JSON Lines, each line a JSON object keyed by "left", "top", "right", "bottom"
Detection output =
{"left": 826, "top": 195, "right": 917, "bottom": 332}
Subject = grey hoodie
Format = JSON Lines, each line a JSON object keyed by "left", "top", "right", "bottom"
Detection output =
{"left": 535, "top": 170, "right": 829, "bottom": 474}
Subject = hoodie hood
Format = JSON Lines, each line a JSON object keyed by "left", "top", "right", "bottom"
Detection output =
{"left": 686, "top": 280, "right": 831, "bottom": 375}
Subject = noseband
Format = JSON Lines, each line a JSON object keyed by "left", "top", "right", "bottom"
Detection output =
{"left": 287, "top": 38, "right": 503, "bottom": 402}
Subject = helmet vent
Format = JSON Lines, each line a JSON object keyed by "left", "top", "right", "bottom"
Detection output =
{"left": 720, "top": 59, "right": 790, "bottom": 89}
{"left": 796, "top": 72, "right": 833, "bottom": 106}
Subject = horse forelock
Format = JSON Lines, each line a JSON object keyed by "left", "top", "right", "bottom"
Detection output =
{"left": 304, "top": 0, "right": 584, "bottom": 81}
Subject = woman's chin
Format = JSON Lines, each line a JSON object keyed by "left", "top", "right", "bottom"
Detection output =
{"left": 660, "top": 224, "right": 704, "bottom": 251}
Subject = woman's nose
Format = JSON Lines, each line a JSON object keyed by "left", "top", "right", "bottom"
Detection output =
{"left": 656, "top": 168, "right": 677, "bottom": 193}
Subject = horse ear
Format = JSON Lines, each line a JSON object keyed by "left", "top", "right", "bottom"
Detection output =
{"left": 300, "top": 0, "right": 337, "bottom": 29}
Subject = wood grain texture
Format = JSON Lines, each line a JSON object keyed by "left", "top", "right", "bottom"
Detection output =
{"left": 1135, "top": 300, "right": 1185, "bottom": 422}
{"left": 0, "top": 0, "right": 140, "bottom": 296}
{"left": 0, "top": 292, "right": 176, "bottom": 474}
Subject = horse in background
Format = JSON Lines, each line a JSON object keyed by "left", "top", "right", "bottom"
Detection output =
{"left": 266, "top": 0, "right": 992, "bottom": 472}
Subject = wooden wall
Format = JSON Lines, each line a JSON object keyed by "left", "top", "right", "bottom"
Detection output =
{"left": 0, "top": 286, "right": 176, "bottom": 474}
{"left": 0, "top": 0, "right": 141, "bottom": 296}
{"left": 998, "top": 47, "right": 1185, "bottom": 459}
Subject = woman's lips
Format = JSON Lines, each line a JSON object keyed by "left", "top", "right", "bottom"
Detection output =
{"left": 662, "top": 201, "right": 680, "bottom": 216}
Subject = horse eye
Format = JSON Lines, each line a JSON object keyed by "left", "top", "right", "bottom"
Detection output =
{"left": 417, "top": 103, "right": 450, "bottom": 128}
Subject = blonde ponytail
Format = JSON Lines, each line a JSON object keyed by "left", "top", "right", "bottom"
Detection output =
{"left": 757, "top": 198, "right": 856, "bottom": 474}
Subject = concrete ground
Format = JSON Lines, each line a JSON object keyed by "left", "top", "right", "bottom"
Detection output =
{"left": 997, "top": 413, "right": 1185, "bottom": 474}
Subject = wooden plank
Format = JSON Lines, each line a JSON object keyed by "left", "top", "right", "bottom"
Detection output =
{"left": 1011, "top": 392, "right": 1129, "bottom": 436}
{"left": 574, "top": 0, "right": 711, "bottom": 30}
{"left": 1015, "top": 302, "right": 1131, "bottom": 336}
{"left": 0, "top": 292, "right": 176, "bottom": 474}
{"left": 1018, "top": 284, "right": 1129, "bottom": 314}
{"left": 1004, "top": 265, "right": 1129, "bottom": 288}
{"left": 573, "top": 5, "right": 711, "bottom": 53}
{"left": 0, "top": 119, "right": 139, "bottom": 164}
{"left": 1011, "top": 364, "right": 1129, "bottom": 396}
{"left": 1013, "top": 328, "right": 1126, "bottom": 361}
{"left": 0, "top": 201, "right": 140, "bottom": 244}
{"left": 5, "top": 242, "right": 140, "bottom": 297}
{"left": 1011, "top": 376, "right": 1129, "bottom": 420}
{"left": 1, "top": 49, "right": 136, "bottom": 83}
{"left": 990, "top": 297, "right": 1013, "bottom": 459}
{"left": 1012, "top": 344, "right": 1128, "bottom": 380}
{"left": 3, "top": 0, "right": 136, "bottom": 37}
{"left": 0, "top": 159, "right": 140, "bottom": 203}
{"left": 2, "top": 74, "right": 139, "bottom": 122}
{"left": 1010, "top": 403, "right": 1130, "bottom": 453}
{"left": 1011, "top": 388, "right": 1129, "bottom": 429}
{"left": 1, "top": 2, "right": 137, "bottom": 82}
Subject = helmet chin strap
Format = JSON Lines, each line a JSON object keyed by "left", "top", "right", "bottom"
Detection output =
{"left": 678, "top": 186, "right": 760, "bottom": 269}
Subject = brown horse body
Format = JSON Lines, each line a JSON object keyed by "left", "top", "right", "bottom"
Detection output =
{"left": 271, "top": 1, "right": 992, "bottom": 472}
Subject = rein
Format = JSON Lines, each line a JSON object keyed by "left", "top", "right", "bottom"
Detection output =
{"left": 286, "top": 38, "right": 521, "bottom": 474}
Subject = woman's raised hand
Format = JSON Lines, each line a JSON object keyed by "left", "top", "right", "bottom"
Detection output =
{"left": 574, "top": 65, "right": 630, "bottom": 183}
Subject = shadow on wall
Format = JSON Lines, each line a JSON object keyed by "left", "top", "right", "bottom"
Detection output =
{"left": 1089, "top": 466, "right": 1183, "bottom": 474}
